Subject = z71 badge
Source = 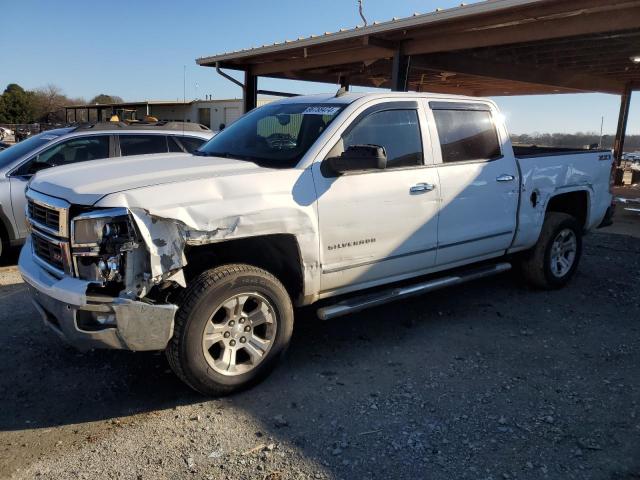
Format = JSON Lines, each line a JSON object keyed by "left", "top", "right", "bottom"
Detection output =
{"left": 327, "top": 238, "right": 376, "bottom": 251}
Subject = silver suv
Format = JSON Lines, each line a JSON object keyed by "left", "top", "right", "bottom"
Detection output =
{"left": 0, "top": 122, "right": 213, "bottom": 259}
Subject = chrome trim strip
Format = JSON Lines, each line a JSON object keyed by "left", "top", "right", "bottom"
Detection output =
{"left": 30, "top": 229, "right": 72, "bottom": 278}
{"left": 438, "top": 231, "right": 513, "bottom": 249}
{"left": 26, "top": 190, "right": 70, "bottom": 238}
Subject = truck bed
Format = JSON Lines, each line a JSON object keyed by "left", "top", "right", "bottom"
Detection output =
{"left": 510, "top": 147, "right": 613, "bottom": 254}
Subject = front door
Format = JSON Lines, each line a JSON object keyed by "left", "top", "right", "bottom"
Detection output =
{"left": 313, "top": 102, "right": 440, "bottom": 294}
{"left": 428, "top": 102, "right": 519, "bottom": 266}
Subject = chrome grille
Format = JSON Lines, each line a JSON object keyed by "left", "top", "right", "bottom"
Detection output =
{"left": 26, "top": 190, "right": 72, "bottom": 276}
{"left": 25, "top": 190, "right": 69, "bottom": 238}
{"left": 32, "top": 232, "right": 65, "bottom": 273}
{"left": 27, "top": 200, "right": 60, "bottom": 233}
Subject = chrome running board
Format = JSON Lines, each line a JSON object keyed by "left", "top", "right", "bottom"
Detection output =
{"left": 317, "top": 262, "right": 512, "bottom": 320}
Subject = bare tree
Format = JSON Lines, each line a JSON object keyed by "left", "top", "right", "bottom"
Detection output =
{"left": 32, "top": 84, "right": 69, "bottom": 123}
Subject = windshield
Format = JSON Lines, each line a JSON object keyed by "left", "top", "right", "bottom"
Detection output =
{"left": 0, "top": 132, "right": 61, "bottom": 170}
{"left": 197, "top": 102, "right": 345, "bottom": 168}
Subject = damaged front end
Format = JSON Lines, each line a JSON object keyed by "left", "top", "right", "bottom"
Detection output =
{"left": 71, "top": 207, "right": 187, "bottom": 298}
{"left": 20, "top": 193, "right": 184, "bottom": 351}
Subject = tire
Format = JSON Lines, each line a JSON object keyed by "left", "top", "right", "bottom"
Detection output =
{"left": 519, "top": 212, "right": 582, "bottom": 289}
{"left": 166, "top": 263, "right": 294, "bottom": 396}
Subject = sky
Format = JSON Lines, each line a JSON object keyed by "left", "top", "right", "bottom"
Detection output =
{"left": 1, "top": 0, "right": 638, "bottom": 135}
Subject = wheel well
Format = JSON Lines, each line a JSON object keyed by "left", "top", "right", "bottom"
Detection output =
{"left": 183, "top": 234, "right": 304, "bottom": 301}
{"left": 546, "top": 191, "right": 588, "bottom": 228}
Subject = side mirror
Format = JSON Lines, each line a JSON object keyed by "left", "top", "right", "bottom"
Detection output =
{"left": 328, "top": 144, "right": 387, "bottom": 174}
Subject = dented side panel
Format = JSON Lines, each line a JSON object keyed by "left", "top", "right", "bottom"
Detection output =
{"left": 510, "top": 153, "right": 613, "bottom": 252}
{"left": 96, "top": 167, "right": 321, "bottom": 303}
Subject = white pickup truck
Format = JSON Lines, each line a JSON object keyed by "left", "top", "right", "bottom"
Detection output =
{"left": 19, "top": 92, "right": 615, "bottom": 395}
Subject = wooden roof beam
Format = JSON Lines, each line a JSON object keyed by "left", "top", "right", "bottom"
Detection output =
{"left": 404, "top": 4, "right": 640, "bottom": 56}
{"left": 252, "top": 46, "right": 393, "bottom": 76}
{"left": 362, "top": 35, "right": 398, "bottom": 52}
{"left": 412, "top": 53, "right": 627, "bottom": 94}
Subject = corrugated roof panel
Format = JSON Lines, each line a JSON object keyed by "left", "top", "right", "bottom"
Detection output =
{"left": 195, "top": 0, "right": 543, "bottom": 65}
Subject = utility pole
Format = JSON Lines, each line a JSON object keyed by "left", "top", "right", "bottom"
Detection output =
{"left": 183, "top": 65, "right": 187, "bottom": 132}
{"left": 599, "top": 115, "right": 604, "bottom": 148}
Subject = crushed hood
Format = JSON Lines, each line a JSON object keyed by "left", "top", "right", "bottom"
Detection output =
{"left": 28, "top": 153, "right": 263, "bottom": 205}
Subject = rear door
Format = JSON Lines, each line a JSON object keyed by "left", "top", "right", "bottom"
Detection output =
{"left": 426, "top": 101, "right": 518, "bottom": 266}
{"left": 313, "top": 100, "right": 440, "bottom": 294}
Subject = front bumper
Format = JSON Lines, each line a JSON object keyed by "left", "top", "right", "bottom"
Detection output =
{"left": 19, "top": 238, "right": 177, "bottom": 351}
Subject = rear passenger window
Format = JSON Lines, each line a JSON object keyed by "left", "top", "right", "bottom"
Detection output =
{"left": 432, "top": 109, "right": 501, "bottom": 163}
{"left": 177, "top": 136, "right": 206, "bottom": 153}
{"left": 119, "top": 135, "right": 167, "bottom": 156}
{"left": 342, "top": 109, "right": 423, "bottom": 168}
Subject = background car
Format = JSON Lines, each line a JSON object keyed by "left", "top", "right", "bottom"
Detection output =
{"left": 0, "top": 121, "right": 213, "bottom": 259}
{"left": 0, "top": 141, "right": 10, "bottom": 151}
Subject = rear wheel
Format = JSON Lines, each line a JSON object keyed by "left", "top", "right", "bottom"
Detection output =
{"left": 166, "top": 264, "right": 294, "bottom": 396}
{"left": 519, "top": 212, "right": 582, "bottom": 289}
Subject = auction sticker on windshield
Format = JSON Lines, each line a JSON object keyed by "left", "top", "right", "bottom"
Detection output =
{"left": 303, "top": 106, "right": 341, "bottom": 115}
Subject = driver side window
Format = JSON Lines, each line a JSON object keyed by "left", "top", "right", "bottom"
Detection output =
{"left": 337, "top": 109, "right": 424, "bottom": 169}
{"left": 22, "top": 136, "right": 109, "bottom": 175}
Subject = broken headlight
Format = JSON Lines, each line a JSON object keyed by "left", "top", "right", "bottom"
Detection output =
{"left": 71, "top": 208, "right": 138, "bottom": 283}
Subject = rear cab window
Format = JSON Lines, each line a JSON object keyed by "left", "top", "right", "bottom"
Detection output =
{"left": 430, "top": 102, "right": 502, "bottom": 163}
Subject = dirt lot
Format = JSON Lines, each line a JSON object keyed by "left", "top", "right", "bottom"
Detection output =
{"left": 1, "top": 221, "right": 639, "bottom": 479}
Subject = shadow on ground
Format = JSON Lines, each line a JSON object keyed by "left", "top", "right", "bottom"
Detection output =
{"left": 1, "top": 233, "right": 639, "bottom": 479}
{"left": 0, "top": 246, "right": 20, "bottom": 267}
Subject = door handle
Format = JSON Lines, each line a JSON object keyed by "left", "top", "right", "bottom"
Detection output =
{"left": 410, "top": 182, "right": 435, "bottom": 193}
{"left": 496, "top": 174, "right": 515, "bottom": 182}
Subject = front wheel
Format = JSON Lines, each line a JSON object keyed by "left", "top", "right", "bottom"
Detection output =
{"left": 166, "top": 264, "right": 294, "bottom": 396}
{"left": 519, "top": 212, "right": 583, "bottom": 289}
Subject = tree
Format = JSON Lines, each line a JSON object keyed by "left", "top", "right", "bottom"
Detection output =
{"left": 89, "top": 94, "right": 123, "bottom": 104}
{"left": 510, "top": 132, "right": 640, "bottom": 151}
{"left": 0, "top": 83, "right": 36, "bottom": 123}
{"left": 32, "top": 84, "right": 69, "bottom": 123}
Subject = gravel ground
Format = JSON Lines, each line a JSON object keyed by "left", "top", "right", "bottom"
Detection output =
{"left": 1, "top": 231, "right": 639, "bottom": 480}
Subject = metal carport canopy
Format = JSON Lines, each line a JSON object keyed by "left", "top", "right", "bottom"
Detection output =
{"left": 196, "top": 0, "right": 640, "bottom": 159}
